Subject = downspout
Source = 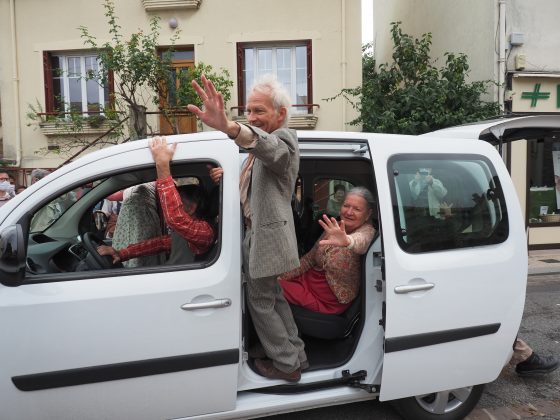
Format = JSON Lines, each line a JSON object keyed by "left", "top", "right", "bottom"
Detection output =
{"left": 341, "top": 0, "right": 347, "bottom": 130}
{"left": 498, "top": 0, "right": 506, "bottom": 112}
{"left": 9, "top": 0, "right": 22, "bottom": 167}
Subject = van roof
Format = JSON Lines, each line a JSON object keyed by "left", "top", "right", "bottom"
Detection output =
{"left": 424, "top": 115, "right": 560, "bottom": 144}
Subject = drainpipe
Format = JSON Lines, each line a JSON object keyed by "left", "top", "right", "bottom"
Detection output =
{"left": 9, "top": 0, "right": 22, "bottom": 167}
{"left": 341, "top": 0, "right": 347, "bottom": 130}
{"left": 498, "top": 0, "right": 506, "bottom": 112}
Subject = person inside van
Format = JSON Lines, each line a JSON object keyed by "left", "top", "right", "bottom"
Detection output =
{"left": 97, "top": 182, "right": 214, "bottom": 265}
{"left": 97, "top": 137, "right": 215, "bottom": 265}
{"left": 326, "top": 184, "right": 346, "bottom": 217}
{"left": 278, "top": 187, "right": 376, "bottom": 314}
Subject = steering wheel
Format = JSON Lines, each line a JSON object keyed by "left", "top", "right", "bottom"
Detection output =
{"left": 82, "top": 232, "right": 114, "bottom": 270}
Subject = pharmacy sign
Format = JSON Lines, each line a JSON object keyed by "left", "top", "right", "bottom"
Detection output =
{"left": 512, "top": 75, "right": 560, "bottom": 113}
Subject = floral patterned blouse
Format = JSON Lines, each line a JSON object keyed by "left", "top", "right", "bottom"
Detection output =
{"left": 280, "top": 222, "right": 376, "bottom": 304}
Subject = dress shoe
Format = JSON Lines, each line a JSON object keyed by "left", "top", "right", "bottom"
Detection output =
{"left": 254, "top": 358, "right": 301, "bottom": 382}
{"left": 516, "top": 352, "right": 559, "bottom": 376}
{"left": 248, "top": 343, "right": 267, "bottom": 359}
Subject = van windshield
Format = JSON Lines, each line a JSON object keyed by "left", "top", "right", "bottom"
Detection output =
{"left": 29, "top": 183, "right": 97, "bottom": 233}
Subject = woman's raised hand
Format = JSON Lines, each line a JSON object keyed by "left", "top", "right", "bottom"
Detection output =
{"left": 318, "top": 214, "right": 351, "bottom": 247}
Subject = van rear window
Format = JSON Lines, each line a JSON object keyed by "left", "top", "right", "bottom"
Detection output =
{"left": 389, "top": 154, "right": 509, "bottom": 253}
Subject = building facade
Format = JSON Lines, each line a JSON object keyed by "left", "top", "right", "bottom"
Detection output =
{"left": 373, "top": 0, "right": 560, "bottom": 248}
{"left": 0, "top": 0, "right": 362, "bottom": 175}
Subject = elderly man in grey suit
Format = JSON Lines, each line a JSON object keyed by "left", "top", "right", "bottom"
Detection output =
{"left": 188, "top": 74, "right": 306, "bottom": 382}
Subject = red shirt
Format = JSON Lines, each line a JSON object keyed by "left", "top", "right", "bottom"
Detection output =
{"left": 118, "top": 176, "right": 214, "bottom": 262}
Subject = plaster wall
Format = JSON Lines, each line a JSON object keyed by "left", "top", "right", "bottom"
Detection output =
{"left": 0, "top": 0, "right": 362, "bottom": 167}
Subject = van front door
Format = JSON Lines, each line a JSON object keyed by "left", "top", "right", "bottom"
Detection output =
{"left": 368, "top": 135, "right": 527, "bottom": 401}
{"left": 0, "top": 138, "right": 241, "bottom": 420}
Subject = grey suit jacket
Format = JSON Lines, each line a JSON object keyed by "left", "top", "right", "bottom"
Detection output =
{"left": 242, "top": 125, "right": 300, "bottom": 279}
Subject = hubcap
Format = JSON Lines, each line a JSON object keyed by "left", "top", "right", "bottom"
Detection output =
{"left": 414, "top": 386, "right": 473, "bottom": 414}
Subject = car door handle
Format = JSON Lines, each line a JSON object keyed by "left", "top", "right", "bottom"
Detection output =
{"left": 181, "top": 298, "right": 232, "bottom": 311}
{"left": 394, "top": 283, "right": 435, "bottom": 294}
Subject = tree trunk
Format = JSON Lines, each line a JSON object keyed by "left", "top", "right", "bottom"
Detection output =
{"left": 128, "top": 105, "right": 147, "bottom": 140}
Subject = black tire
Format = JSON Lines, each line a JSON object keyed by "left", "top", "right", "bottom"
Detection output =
{"left": 392, "top": 384, "right": 484, "bottom": 420}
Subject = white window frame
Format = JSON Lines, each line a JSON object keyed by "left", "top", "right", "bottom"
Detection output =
{"left": 243, "top": 43, "right": 309, "bottom": 114}
{"left": 52, "top": 54, "right": 106, "bottom": 117}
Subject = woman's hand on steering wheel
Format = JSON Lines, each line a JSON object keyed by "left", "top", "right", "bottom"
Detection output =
{"left": 97, "top": 245, "right": 122, "bottom": 264}
{"left": 318, "top": 214, "right": 351, "bottom": 247}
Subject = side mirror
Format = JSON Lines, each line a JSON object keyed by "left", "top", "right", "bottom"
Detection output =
{"left": 0, "top": 224, "right": 26, "bottom": 286}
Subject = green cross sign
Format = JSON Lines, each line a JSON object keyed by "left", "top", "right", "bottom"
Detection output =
{"left": 521, "top": 83, "right": 551, "bottom": 107}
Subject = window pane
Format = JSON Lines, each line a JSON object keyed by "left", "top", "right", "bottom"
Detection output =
{"left": 67, "top": 57, "right": 81, "bottom": 77}
{"left": 244, "top": 49, "right": 254, "bottom": 105}
{"left": 312, "top": 179, "right": 353, "bottom": 218}
{"left": 390, "top": 155, "right": 508, "bottom": 253}
{"left": 528, "top": 137, "right": 560, "bottom": 223}
{"left": 256, "top": 49, "right": 272, "bottom": 77}
{"left": 86, "top": 79, "right": 100, "bottom": 112}
{"left": 68, "top": 77, "right": 83, "bottom": 112}
{"left": 276, "top": 48, "right": 292, "bottom": 99}
{"left": 53, "top": 78, "right": 65, "bottom": 112}
{"left": 295, "top": 46, "right": 308, "bottom": 110}
{"left": 240, "top": 42, "right": 311, "bottom": 114}
{"left": 171, "top": 50, "right": 194, "bottom": 60}
{"left": 85, "top": 56, "right": 98, "bottom": 73}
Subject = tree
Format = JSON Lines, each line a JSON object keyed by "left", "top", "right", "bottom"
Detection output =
{"left": 332, "top": 22, "right": 500, "bottom": 135}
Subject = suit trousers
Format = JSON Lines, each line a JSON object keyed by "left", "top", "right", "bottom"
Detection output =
{"left": 511, "top": 338, "right": 533, "bottom": 364}
{"left": 243, "top": 228, "right": 306, "bottom": 373}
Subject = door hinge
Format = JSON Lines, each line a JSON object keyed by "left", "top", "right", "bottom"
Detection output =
{"left": 375, "top": 279, "right": 383, "bottom": 292}
{"left": 342, "top": 370, "right": 376, "bottom": 393}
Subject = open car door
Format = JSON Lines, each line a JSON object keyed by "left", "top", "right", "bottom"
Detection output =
{"left": 367, "top": 134, "right": 528, "bottom": 401}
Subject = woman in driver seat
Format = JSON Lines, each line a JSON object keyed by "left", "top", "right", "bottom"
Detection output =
{"left": 278, "top": 187, "right": 376, "bottom": 314}
{"left": 97, "top": 183, "right": 215, "bottom": 266}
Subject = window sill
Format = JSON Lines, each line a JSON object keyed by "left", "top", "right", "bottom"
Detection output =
{"left": 142, "top": 0, "right": 202, "bottom": 11}
{"left": 39, "top": 121, "right": 115, "bottom": 137}
{"left": 232, "top": 114, "right": 319, "bottom": 130}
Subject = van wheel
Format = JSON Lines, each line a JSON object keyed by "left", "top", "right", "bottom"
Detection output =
{"left": 393, "top": 384, "right": 484, "bottom": 420}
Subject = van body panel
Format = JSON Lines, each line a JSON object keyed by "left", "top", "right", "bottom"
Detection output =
{"left": 368, "top": 135, "right": 527, "bottom": 401}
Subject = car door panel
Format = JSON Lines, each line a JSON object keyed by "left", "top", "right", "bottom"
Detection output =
{"left": 0, "top": 138, "right": 242, "bottom": 420}
{"left": 367, "top": 135, "right": 527, "bottom": 401}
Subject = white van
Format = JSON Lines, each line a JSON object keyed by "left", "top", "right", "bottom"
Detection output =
{"left": 0, "top": 120, "right": 547, "bottom": 420}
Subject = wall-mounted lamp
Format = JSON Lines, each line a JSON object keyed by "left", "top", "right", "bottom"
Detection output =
{"left": 169, "top": 18, "right": 178, "bottom": 29}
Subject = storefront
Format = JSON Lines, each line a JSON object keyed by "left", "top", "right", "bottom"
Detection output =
{"left": 426, "top": 111, "right": 560, "bottom": 249}
{"left": 509, "top": 73, "right": 560, "bottom": 249}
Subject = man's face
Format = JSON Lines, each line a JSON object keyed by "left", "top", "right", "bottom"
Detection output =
{"left": 0, "top": 173, "right": 9, "bottom": 183}
{"left": 245, "top": 91, "right": 286, "bottom": 134}
{"left": 180, "top": 197, "right": 198, "bottom": 216}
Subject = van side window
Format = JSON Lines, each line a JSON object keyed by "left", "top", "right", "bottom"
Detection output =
{"left": 390, "top": 155, "right": 509, "bottom": 253}
{"left": 24, "top": 162, "right": 220, "bottom": 281}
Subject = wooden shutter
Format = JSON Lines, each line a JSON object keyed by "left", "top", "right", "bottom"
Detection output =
{"left": 43, "top": 51, "right": 54, "bottom": 114}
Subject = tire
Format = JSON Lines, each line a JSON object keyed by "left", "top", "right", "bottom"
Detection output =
{"left": 392, "top": 384, "right": 485, "bottom": 420}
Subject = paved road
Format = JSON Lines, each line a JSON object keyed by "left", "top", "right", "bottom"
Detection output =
{"left": 270, "top": 274, "right": 560, "bottom": 420}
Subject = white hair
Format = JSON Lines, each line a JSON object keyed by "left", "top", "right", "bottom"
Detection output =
{"left": 347, "top": 187, "right": 376, "bottom": 213}
{"left": 249, "top": 74, "right": 291, "bottom": 127}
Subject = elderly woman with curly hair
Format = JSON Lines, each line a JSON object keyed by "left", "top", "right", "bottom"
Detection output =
{"left": 279, "top": 187, "right": 376, "bottom": 315}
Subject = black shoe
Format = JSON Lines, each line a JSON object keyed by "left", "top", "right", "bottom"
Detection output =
{"left": 516, "top": 352, "right": 559, "bottom": 376}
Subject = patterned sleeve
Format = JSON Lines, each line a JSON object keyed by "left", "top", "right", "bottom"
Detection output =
{"left": 156, "top": 176, "right": 215, "bottom": 255}
{"left": 118, "top": 235, "right": 171, "bottom": 261}
{"left": 348, "top": 224, "right": 376, "bottom": 255}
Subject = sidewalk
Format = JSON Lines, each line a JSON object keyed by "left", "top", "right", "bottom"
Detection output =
{"left": 528, "top": 249, "right": 560, "bottom": 275}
